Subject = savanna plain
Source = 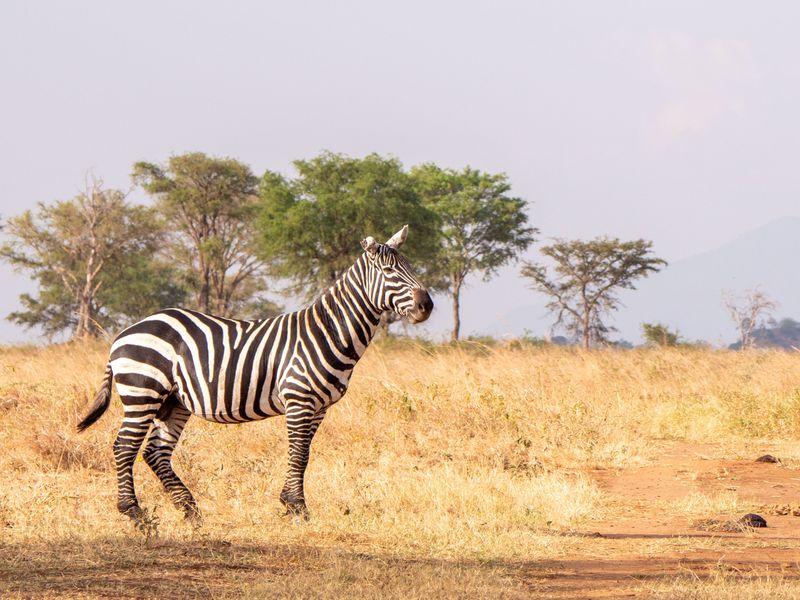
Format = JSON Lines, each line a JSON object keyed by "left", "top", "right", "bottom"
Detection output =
{"left": 2, "top": 341, "right": 800, "bottom": 598}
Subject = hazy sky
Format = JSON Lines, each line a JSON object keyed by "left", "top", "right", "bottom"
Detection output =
{"left": 1, "top": 1, "right": 799, "bottom": 342}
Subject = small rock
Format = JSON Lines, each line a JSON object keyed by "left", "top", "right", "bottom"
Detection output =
{"left": 755, "top": 454, "right": 781, "bottom": 464}
{"left": 739, "top": 513, "right": 767, "bottom": 528}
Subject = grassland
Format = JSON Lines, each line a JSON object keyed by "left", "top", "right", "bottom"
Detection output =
{"left": 2, "top": 341, "right": 800, "bottom": 598}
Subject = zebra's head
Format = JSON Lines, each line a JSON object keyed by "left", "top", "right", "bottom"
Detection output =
{"left": 360, "top": 225, "right": 434, "bottom": 324}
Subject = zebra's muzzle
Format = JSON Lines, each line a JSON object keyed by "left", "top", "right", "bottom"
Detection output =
{"left": 407, "top": 288, "right": 433, "bottom": 323}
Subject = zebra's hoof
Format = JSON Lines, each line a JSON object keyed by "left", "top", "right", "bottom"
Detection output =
{"left": 119, "top": 504, "right": 143, "bottom": 522}
{"left": 283, "top": 501, "right": 309, "bottom": 522}
{"left": 183, "top": 506, "right": 203, "bottom": 528}
{"left": 120, "top": 505, "right": 160, "bottom": 539}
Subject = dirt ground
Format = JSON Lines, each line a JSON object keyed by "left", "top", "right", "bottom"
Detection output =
{"left": 528, "top": 441, "right": 800, "bottom": 598}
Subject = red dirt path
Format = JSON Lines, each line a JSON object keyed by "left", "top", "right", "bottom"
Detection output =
{"left": 527, "top": 442, "right": 800, "bottom": 598}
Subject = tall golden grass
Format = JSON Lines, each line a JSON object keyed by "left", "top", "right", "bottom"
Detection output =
{"left": 2, "top": 341, "right": 800, "bottom": 596}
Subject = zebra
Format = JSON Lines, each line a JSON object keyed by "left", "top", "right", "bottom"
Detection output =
{"left": 76, "top": 225, "right": 433, "bottom": 524}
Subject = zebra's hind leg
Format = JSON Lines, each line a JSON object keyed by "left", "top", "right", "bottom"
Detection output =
{"left": 142, "top": 396, "right": 200, "bottom": 524}
{"left": 113, "top": 398, "right": 159, "bottom": 525}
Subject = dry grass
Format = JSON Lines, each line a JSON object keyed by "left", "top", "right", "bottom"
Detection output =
{"left": 646, "top": 569, "right": 800, "bottom": 599}
{"left": 670, "top": 490, "right": 746, "bottom": 516}
{"left": 2, "top": 341, "right": 800, "bottom": 596}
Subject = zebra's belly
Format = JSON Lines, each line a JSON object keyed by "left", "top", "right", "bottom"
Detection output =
{"left": 192, "top": 409, "right": 284, "bottom": 424}
{"left": 172, "top": 364, "right": 353, "bottom": 421}
{"left": 173, "top": 384, "right": 287, "bottom": 424}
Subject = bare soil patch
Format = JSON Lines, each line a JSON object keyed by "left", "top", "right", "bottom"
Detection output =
{"left": 528, "top": 441, "right": 800, "bottom": 598}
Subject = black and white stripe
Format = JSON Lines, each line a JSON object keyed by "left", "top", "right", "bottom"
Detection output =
{"left": 78, "top": 226, "right": 433, "bottom": 522}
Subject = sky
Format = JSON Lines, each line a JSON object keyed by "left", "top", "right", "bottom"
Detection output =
{"left": 1, "top": 1, "right": 799, "bottom": 343}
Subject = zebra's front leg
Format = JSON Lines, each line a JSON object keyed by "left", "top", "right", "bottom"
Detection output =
{"left": 280, "top": 403, "right": 326, "bottom": 520}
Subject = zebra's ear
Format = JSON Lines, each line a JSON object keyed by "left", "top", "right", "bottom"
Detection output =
{"left": 361, "top": 236, "right": 379, "bottom": 255}
{"left": 385, "top": 224, "right": 408, "bottom": 250}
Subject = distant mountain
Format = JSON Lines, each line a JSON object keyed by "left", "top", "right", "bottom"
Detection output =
{"left": 614, "top": 216, "right": 800, "bottom": 345}
{"left": 467, "top": 216, "right": 800, "bottom": 346}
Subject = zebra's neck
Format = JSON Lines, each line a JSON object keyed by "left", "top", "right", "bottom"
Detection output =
{"left": 303, "top": 255, "right": 383, "bottom": 361}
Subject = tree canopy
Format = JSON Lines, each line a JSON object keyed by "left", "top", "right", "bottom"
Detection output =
{"left": 0, "top": 178, "right": 181, "bottom": 338}
{"left": 258, "top": 152, "right": 439, "bottom": 301}
{"left": 0, "top": 153, "right": 679, "bottom": 345}
{"left": 522, "top": 238, "right": 666, "bottom": 349}
{"left": 641, "top": 322, "right": 680, "bottom": 347}
{"left": 133, "top": 152, "right": 273, "bottom": 317}
{"left": 411, "top": 164, "right": 535, "bottom": 340}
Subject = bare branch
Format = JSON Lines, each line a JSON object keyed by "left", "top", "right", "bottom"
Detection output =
{"left": 723, "top": 288, "right": 778, "bottom": 349}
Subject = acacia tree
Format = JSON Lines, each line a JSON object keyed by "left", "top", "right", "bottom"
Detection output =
{"left": 723, "top": 288, "right": 777, "bottom": 350}
{"left": 258, "top": 152, "right": 439, "bottom": 301}
{"left": 410, "top": 164, "right": 535, "bottom": 341}
{"left": 0, "top": 177, "right": 177, "bottom": 338}
{"left": 522, "top": 238, "right": 666, "bottom": 349}
{"left": 133, "top": 152, "right": 272, "bottom": 316}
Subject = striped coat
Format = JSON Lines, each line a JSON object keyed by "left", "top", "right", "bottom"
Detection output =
{"left": 78, "top": 226, "right": 433, "bottom": 523}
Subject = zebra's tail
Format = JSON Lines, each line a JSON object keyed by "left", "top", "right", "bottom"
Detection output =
{"left": 77, "top": 364, "right": 113, "bottom": 432}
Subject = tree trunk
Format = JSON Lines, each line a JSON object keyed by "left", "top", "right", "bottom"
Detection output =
{"left": 75, "top": 242, "right": 97, "bottom": 339}
{"left": 75, "top": 294, "right": 92, "bottom": 339}
{"left": 581, "top": 285, "right": 590, "bottom": 350}
{"left": 582, "top": 308, "right": 590, "bottom": 350}
{"left": 199, "top": 267, "right": 211, "bottom": 313}
{"left": 451, "top": 275, "right": 463, "bottom": 342}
